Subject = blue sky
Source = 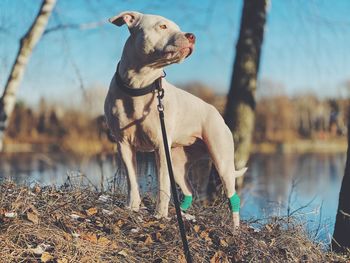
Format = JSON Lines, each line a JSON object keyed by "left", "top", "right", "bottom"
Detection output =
{"left": 1, "top": 0, "right": 350, "bottom": 107}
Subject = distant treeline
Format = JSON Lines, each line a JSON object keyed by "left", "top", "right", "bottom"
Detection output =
{"left": 182, "top": 82, "right": 348, "bottom": 143}
{"left": 5, "top": 84, "right": 348, "bottom": 151}
{"left": 4, "top": 99, "right": 112, "bottom": 153}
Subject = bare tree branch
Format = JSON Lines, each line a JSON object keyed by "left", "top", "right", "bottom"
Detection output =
{"left": 43, "top": 20, "right": 106, "bottom": 35}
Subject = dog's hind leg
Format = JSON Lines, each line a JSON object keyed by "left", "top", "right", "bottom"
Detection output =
{"left": 202, "top": 106, "right": 247, "bottom": 228}
{"left": 118, "top": 142, "right": 141, "bottom": 211}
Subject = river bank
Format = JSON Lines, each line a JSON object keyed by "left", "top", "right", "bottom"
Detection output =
{"left": 252, "top": 138, "right": 347, "bottom": 154}
{"left": 0, "top": 183, "right": 348, "bottom": 262}
{"left": 2, "top": 138, "right": 347, "bottom": 156}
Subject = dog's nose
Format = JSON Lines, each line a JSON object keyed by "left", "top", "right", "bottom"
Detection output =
{"left": 185, "top": 33, "right": 196, "bottom": 44}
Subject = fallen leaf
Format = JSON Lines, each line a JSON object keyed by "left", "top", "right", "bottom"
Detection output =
{"left": 31, "top": 243, "right": 51, "bottom": 255}
{"left": 265, "top": 224, "right": 273, "bottom": 232}
{"left": 193, "top": 225, "right": 200, "bottom": 233}
{"left": 200, "top": 231, "right": 212, "bottom": 243}
{"left": 96, "top": 220, "right": 103, "bottom": 227}
{"left": 33, "top": 185, "right": 41, "bottom": 193}
{"left": 81, "top": 256, "right": 93, "bottom": 263}
{"left": 181, "top": 212, "right": 196, "bottom": 221}
{"left": 28, "top": 204, "right": 39, "bottom": 215}
{"left": 156, "top": 232, "right": 162, "bottom": 241}
{"left": 144, "top": 235, "right": 153, "bottom": 245}
{"left": 178, "top": 253, "right": 186, "bottom": 263}
{"left": 142, "top": 220, "right": 157, "bottom": 227}
{"left": 116, "top": 219, "right": 124, "bottom": 227}
{"left": 159, "top": 223, "right": 166, "bottom": 229}
{"left": 31, "top": 246, "right": 45, "bottom": 255}
{"left": 4, "top": 212, "right": 17, "bottom": 218}
{"left": 52, "top": 212, "right": 62, "bottom": 221}
{"left": 98, "top": 236, "right": 110, "bottom": 246}
{"left": 86, "top": 207, "right": 98, "bottom": 216}
{"left": 63, "top": 232, "right": 72, "bottom": 241}
{"left": 72, "top": 232, "right": 80, "bottom": 238}
{"left": 27, "top": 212, "right": 39, "bottom": 224}
{"left": 81, "top": 232, "right": 98, "bottom": 244}
{"left": 110, "top": 241, "right": 119, "bottom": 250}
{"left": 220, "top": 239, "right": 229, "bottom": 247}
{"left": 210, "top": 251, "right": 229, "bottom": 263}
{"left": 70, "top": 214, "right": 81, "bottom": 220}
{"left": 200, "top": 231, "right": 209, "bottom": 239}
{"left": 118, "top": 250, "right": 128, "bottom": 257}
{"left": 259, "top": 240, "right": 267, "bottom": 248}
{"left": 98, "top": 195, "right": 110, "bottom": 202}
{"left": 113, "top": 225, "right": 120, "bottom": 233}
{"left": 41, "top": 252, "right": 54, "bottom": 262}
{"left": 57, "top": 259, "right": 68, "bottom": 263}
{"left": 130, "top": 228, "right": 140, "bottom": 233}
{"left": 102, "top": 209, "right": 113, "bottom": 215}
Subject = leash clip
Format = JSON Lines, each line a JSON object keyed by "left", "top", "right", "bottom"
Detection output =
{"left": 161, "top": 70, "right": 167, "bottom": 78}
{"left": 157, "top": 88, "right": 164, "bottom": 112}
{"left": 156, "top": 78, "right": 165, "bottom": 112}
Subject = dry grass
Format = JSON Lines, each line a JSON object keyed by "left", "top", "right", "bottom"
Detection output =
{"left": 0, "top": 182, "right": 349, "bottom": 263}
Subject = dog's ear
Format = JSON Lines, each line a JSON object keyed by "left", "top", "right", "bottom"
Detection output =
{"left": 109, "top": 11, "right": 142, "bottom": 29}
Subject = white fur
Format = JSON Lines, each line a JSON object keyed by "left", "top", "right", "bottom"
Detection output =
{"left": 104, "top": 11, "right": 247, "bottom": 228}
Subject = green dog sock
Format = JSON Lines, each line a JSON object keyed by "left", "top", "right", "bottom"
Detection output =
{"left": 180, "top": 195, "right": 193, "bottom": 211}
{"left": 229, "top": 193, "right": 240, "bottom": 213}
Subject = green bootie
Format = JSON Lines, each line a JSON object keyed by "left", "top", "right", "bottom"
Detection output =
{"left": 229, "top": 193, "right": 240, "bottom": 212}
{"left": 180, "top": 195, "right": 193, "bottom": 211}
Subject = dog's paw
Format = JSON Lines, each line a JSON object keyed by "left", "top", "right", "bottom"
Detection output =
{"left": 126, "top": 205, "right": 140, "bottom": 212}
{"left": 154, "top": 213, "right": 170, "bottom": 220}
{"left": 126, "top": 199, "right": 141, "bottom": 212}
{"left": 181, "top": 211, "right": 196, "bottom": 222}
{"left": 232, "top": 212, "right": 240, "bottom": 230}
{"left": 154, "top": 209, "right": 170, "bottom": 220}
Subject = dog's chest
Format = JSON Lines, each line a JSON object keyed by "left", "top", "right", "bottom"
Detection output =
{"left": 107, "top": 94, "right": 160, "bottom": 151}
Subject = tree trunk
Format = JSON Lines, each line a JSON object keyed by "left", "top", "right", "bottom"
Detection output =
{"left": 223, "top": 0, "right": 268, "bottom": 188}
{"left": 0, "top": 0, "right": 57, "bottom": 151}
{"left": 332, "top": 115, "right": 350, "bottom": 252}
{"left": 207, "top": 0, "right": 268, "bottom": 198}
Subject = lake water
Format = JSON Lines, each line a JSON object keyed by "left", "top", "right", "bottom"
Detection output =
{"left": 0, "top": 152, "right": 345, "bottom": 242}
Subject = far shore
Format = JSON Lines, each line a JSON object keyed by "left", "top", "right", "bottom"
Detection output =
{"left": 1, "top": 138, "right": 347, "bottom": 155}
{"left": 252, "top": 138, "right": 347, "bottom": 154}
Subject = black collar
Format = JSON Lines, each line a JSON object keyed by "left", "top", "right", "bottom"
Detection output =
{"left": 115, "top": 63, "right": 162, "bottom": 97}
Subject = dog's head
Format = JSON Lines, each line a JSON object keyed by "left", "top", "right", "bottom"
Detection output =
{"left": 109, "top": 11, "right": 195, "bottom": 68}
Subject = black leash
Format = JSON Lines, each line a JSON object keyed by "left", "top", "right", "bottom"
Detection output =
{"left": 115, "top": 66, "right": 192, "bottom": 262}
{"left": 156, "top": 78, "right": 192, "bottom": 263}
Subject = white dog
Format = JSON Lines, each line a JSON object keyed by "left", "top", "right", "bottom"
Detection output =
{"left": 104, "top": 11, "right": 247, "bottom": 228}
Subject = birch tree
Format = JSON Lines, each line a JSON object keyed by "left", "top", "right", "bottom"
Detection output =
{"left": 0, "top": 0, "right": 57, "bottom": 151}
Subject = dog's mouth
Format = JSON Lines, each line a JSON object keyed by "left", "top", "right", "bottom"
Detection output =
{"left": 182, "top": 46, "right": 193, "bottom": 58}
{"left": 164, "top": 46, "right": 194, "bottom": 60}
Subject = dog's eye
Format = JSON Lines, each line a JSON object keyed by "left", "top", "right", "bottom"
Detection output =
{"left": 159, "top": 24, "right": 167, "bottom": 30}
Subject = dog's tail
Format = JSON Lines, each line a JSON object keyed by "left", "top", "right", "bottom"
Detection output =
{"left": 233, "top": 167, "right": 248, "bottom": 178}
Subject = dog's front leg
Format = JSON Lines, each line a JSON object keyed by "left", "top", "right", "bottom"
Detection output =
{"left": 118, "top": 142, "right": 141, "bottom": 211}
{"left": 155, "top": 146, "right": 171, "bottom": 218}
